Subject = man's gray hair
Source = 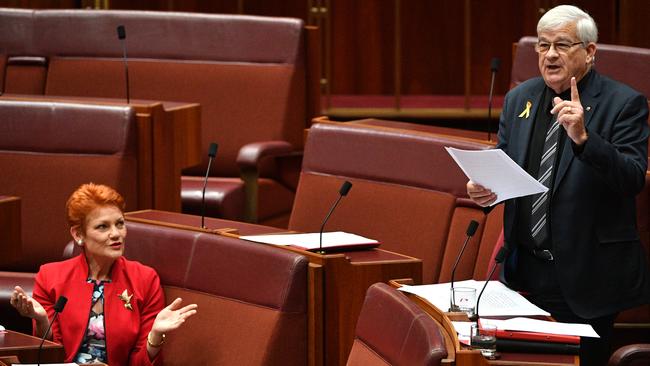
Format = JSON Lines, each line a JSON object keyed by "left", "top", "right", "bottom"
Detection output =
{"left": 537, "top": 5, "right": 598, "bottom": 44}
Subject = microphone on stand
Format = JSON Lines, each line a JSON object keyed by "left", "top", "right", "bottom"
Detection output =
{"left": 450, "top": 220, "right": 479, "bottom": 311}
{"left": 116, "top": 25, "right": 130, "bottom": 104}
{"left": 37, "top": 296, "right": 67, "bottom": 366}
{"left": 469, "top": 246, "right": 509, "bottom": 322}
{"left": 201, "top": 142, "right": 219, "bottom": 229}
{"left": 487, "top": 57, "right": 501, "bottom": 142}
{"left": 318, "top": 181, "right": 352, "bottom": 254}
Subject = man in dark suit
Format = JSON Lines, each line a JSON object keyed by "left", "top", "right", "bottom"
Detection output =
{"left": 467, "top": 5, "right": 650, "bottom": 365}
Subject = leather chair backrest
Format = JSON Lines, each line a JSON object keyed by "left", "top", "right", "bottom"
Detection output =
{"left": 0, "top": 100, "right": 138, "bottom": 272}
{"left": 0, "top": 8, "right": 312, "bottom": 178}
{"left": 347, "top": 282, "right": 447, "bottom": 366}
{"left": 290, "top": 121, "right": 497, "bottom": 283}
{"left": 123, "top": 221, "right": 308, "bottom": 366}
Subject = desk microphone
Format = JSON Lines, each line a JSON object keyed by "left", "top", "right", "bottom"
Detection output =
{"left": 470, "top": 246, "right": 509, "bottom": 322}
{"left": 450, "top": 220, "right": 479, "bottom": 311}
{"left": 318, "top": 181, "right": 352, "bottom": 254}
{"left": 116, "top": 25, "right": 130, "bottom": 104}
{"left": 201, "top": 142, "right": 219, "bottom": 229}
{"left": 487, "top": 57, "right": 501, "bottom": 142}
{"left": 37, "top": 296, "right": 67, "bottom": 366}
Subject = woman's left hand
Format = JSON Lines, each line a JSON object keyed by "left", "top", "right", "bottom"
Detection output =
{"left": 150, "top": 297, "right": 198, "bottom": 334}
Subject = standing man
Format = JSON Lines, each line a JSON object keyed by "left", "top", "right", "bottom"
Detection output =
{"left": 467, "top": 5, "right": 650, "bottom": 366}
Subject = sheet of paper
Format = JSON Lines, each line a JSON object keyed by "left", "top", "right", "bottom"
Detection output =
{"left": 480, "top": 317, "right": 599, "bottom": 338}
{"left": 451, "top": 321, "right": 472, "bottom": 345}
{"left": 239, "top": 231, "right": 378, "bottom": 250}
{"left": 445, "top": 147, "right": 548, "bottom": 205}
{"left": 398, "top": 280, "right": 550, "bottom": 317}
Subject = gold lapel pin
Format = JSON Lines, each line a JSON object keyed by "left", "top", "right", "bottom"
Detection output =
{"left": 118, "top": 289, "right": 133, "bottom": 311}
{"left": 518, "top": 100, "right": 532, "bottom": 119}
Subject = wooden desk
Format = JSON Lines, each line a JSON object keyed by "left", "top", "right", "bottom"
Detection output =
{"left": 0, "top": 330, "right": 65, "bottom": 364}
{"left": 0, "top": 94, "right": 201, "bottom": 212}
{"left": 389, "top": 280, "right": 579, "bottom": 366}
{"left": 0, "top": 196, "right": 20, "bottom": 264}
{"left": 125, "top": 209, "right": 423, "bottom": 366}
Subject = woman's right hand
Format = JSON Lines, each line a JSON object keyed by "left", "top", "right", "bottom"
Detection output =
{"left": 10, "top": 286, "right": 47, "bottom": 321}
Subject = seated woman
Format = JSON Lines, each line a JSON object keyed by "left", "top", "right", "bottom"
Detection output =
{"left": 10, "top": 183, "right": 197, "bottom": 365}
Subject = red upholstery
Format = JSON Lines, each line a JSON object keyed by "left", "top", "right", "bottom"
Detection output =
{"left": 123, "top": 221, "right": 309, "bottom": 366}
{"left": 290, "top": 121, "right": 500, "bottom": 283}
{"left": 347, "top": 283, "right": 447, "bottom": 366}
{"left": 0, "top": 8, "right": 319, "bottom": 226}
{"left": 0, "top": 100, "right": 138, "bottom": 271}
{"left": 608, "top": 344, "right": 650, "bottom": 366}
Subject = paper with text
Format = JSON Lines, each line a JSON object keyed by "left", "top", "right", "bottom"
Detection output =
{"left": 398, "top": 280, "right": 550, "bottom": 317}
{"left": 240, "top": 231, "right": 378, "bottom": 250}
{"left": 446, "top": 147, "right": 547, "bottom": 205}
{"left": 480, "top": 317, "right": 599, "bottom": 338}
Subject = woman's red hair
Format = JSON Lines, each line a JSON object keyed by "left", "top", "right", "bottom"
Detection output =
{"left": 66, "top": 183, "right": 125, "bottom": 228}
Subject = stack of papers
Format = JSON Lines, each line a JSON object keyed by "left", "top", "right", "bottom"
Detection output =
{"left": 239, "top": 231, "right": 379, "bottom": 251}
{"left": 398, "top": 280, "right": 550, "bottom": 317}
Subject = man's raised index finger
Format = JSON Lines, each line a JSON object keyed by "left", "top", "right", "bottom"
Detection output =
{"left": 571, "top": 76, "right": 580, "bottom": 102}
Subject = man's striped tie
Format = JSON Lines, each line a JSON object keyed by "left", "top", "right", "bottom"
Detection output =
{"left": 530, "top": 116, "right": 560, "bottom": 245}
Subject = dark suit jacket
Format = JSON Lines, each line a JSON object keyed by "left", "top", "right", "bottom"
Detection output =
{"left": 498, "top": 70, "right": 650, "bottom": 318}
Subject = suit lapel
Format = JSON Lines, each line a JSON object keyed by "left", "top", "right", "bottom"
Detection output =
{"left": 553, "top": 72, "right": 601, "bottom": 193}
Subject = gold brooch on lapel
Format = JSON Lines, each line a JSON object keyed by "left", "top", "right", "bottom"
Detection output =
{"left": 118, "top": 289, "right": 133, "bottom": 311}
{"left": 518, "top": 101, "right": 532, "bottom": 119}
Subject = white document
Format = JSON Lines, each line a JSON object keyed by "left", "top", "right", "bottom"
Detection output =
{"left": 398, "top": 280, "right": 550, "bottom": 317}
{"left": 480, "top": 317, "right": 599, "bottom": 338}
{"left": 239, "top": 231, "right": 378, "bottom": 250}
{"left": 445, "top": 147, "right": 547, "bottom": 205}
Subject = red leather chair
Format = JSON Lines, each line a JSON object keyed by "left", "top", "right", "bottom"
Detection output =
{"left": 347, "top": 282, "right": 448, "bottom": 366}
{"left": 608, "top": 344, "right": 650, "bottom": 366}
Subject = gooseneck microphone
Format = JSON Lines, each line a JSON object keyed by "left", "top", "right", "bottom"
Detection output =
{"left": 470, "top": 246, "right": 509, "bottom": 322}
{"left": 37, "top": 296, "right": 67, "bottom": 366}
{"left": 318, "top": 181, "right": 353, "bottom": 254}
{"left": 450, "top": 220, "right": 479, "bottom": 311}
{"left": 116, "top": 25, "right": 130, "bottom": 104}
{"left": 487, "top": 57, "right": 501, "bottom": 142}
{"left": 201, "top": 142, "right": 219, "bottom": 229}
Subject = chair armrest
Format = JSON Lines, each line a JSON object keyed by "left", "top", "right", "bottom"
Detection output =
{"left": 608, "top": 344, "right": 650, "bottom": 366}
{"left": 236, "top": 141, "right": 295, "bottom": 170}
{"left": 237, "top": 141, "right": 298, "bottom": 223}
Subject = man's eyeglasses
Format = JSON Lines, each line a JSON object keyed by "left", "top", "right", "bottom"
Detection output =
{"left": 535, "top": 41, "right": 584, "bottom": 54}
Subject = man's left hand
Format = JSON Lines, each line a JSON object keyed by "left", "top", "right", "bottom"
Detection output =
{"left": 551, "top": 76, "right": 588, "bottom": 146}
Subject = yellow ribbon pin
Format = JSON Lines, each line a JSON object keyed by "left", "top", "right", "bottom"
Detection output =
{"left": 518, "top": 101, "right": 532, "bottom": 118}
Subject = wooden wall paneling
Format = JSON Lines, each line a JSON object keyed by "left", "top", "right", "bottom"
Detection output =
{"left": 400, "top": 0, "right": 464, "bottom": 95}
{"left": 329, "top": 0, "right": 396, "bottom": 95}
{"left": 617, "top": 0, "right": 650, "bottom": 48}
{"left": 469, "top": 0, "right": 532, "bottom": 97}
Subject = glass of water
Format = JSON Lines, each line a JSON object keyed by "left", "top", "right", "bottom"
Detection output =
{"left": 450, "top": 287, "right": 476, "bottom": 317}
{"left": 470, "top": 323, "right": 497, "bottom": 358}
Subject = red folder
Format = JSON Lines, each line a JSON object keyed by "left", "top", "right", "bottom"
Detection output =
{"left": 479, "top": 319, "right": 580, "bottom": 344}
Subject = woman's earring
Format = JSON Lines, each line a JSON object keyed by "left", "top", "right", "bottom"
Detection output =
{"left": 76, "top": 239, "right": 83, "bottom": 246}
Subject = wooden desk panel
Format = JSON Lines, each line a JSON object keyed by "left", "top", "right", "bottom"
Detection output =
{"left": 125, "top": 209, "right": 423, "bottom": 366}
{"left": 0, "top": 330, "right": 65, "bottom": 364}
{"left": 0, "top": 197, "right": 20, "bottom": 265}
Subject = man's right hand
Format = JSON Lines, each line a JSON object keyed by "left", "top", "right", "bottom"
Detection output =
{"left": 466, "top": 180, "right": 497, "bottom": 207}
